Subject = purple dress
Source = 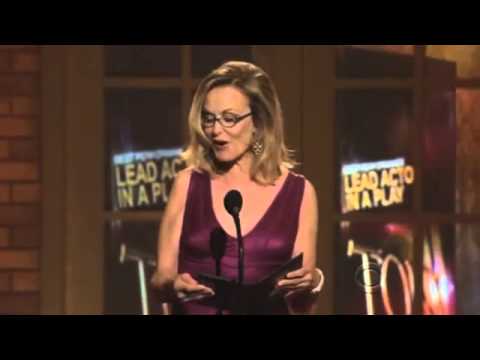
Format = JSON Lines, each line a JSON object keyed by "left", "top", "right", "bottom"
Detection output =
{"left": 174, "top": 170, "right": 305, "bottom": 315}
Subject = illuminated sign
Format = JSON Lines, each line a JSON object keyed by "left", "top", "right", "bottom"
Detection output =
{"left": 423, "top": 226, "right": 455, "bottom": 315}
{"left": 113, "top": 148, "right": 184, "bottom": 210}
{"left": 347, "top": 238, "right": 414, "bottom": 315}
{"left": 342, "top": 158, "right": 415, "bottom": 212}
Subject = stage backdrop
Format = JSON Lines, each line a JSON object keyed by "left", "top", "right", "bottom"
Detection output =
{"left": 335, "top": 47, "right": 456, "bottom": 315}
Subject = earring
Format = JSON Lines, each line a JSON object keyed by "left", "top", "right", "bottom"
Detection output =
{"left": 252, "top": 140, "right": 264, "bottom": 156}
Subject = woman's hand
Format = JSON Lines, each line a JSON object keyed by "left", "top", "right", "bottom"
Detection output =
{"left": 276, "top": 268, "right": 323, "bottom": 314}
{"left": 151, "top": 272, "right": 214, "bottom": 303}
{"left": 173, "top": 273, "right": 215, "bottom": 302}
{"left": 276, "top": 268, "right": 321, "bottom": 297}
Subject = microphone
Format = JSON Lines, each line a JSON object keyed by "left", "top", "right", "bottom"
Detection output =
{"left": 224, "top": 190, "right": 242, "bottom": 217}
{"left": 209, "top": 227, "right": 227, "bottom": 315}
{"left": 224, "top": 190, "right": 244, "bottom": 286}
{"left": 210, "top": 227, "right": 227, "bottom": 277}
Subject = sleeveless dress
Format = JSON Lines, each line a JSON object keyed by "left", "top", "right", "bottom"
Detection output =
{"left": 173, "top": 170, "right": 305, "bottom": 314}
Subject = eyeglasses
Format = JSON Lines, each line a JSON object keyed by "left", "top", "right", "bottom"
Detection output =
{"left": 201, "top": 109, "right": 252, "bottom": 128}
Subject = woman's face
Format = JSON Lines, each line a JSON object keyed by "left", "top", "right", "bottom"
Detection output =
{"left": 202, "top": 85, "right": 255, "bottom": 163}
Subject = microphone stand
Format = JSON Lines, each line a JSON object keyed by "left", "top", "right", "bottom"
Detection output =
{"left": 233, "top": 214, "right": 244, "bottom": 286}
{"left": 232, "top": 213, "right": 246, "bottom": 314}
{"left": 224, "top": 190, "right": 245, "bottom": 314}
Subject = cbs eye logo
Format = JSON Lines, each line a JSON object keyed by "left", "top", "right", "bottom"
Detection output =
{"left": 354, "top": 261, "right": 381, "bottom": 293}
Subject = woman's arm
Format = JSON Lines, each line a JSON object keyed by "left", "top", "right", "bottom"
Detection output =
{"left": 278, "top": 178, "right": 323, "bottom": 314}
{"left": 292, "top": 178, "right": 319, "bottom": 272}
{"left": 151, "top": 168, "right": 190, "bottom": 301}
{"left": 151, "top": 168, "right": 214, "bottom": 303}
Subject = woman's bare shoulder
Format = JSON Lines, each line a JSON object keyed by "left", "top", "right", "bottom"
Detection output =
{"left": 174, "top": 166, "right": 204, "bottom": 185}
{"left": 286, "top": 170, "right": 316, "bottom": 196}
{"left": 172, "top": 166, "right": 210, "bottom": 196}
{"left": 167, "top": 167, "right": 196, "bottom": 203}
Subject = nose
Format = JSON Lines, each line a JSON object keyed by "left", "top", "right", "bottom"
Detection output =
{"left": 211, "top": 119, "right": 223, "bottom": 137}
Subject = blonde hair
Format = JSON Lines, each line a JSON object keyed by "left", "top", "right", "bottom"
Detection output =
{"left": 181, "top": 61, "right": 297, "bottom": 185}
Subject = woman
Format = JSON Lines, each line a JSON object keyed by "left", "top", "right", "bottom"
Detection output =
{"left": 151, "top": 61, "right": 323, "bottom": 314}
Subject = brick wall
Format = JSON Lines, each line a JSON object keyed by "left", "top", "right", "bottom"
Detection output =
{"left": 0, "top": 45, "right": 41, "bottom": 314}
